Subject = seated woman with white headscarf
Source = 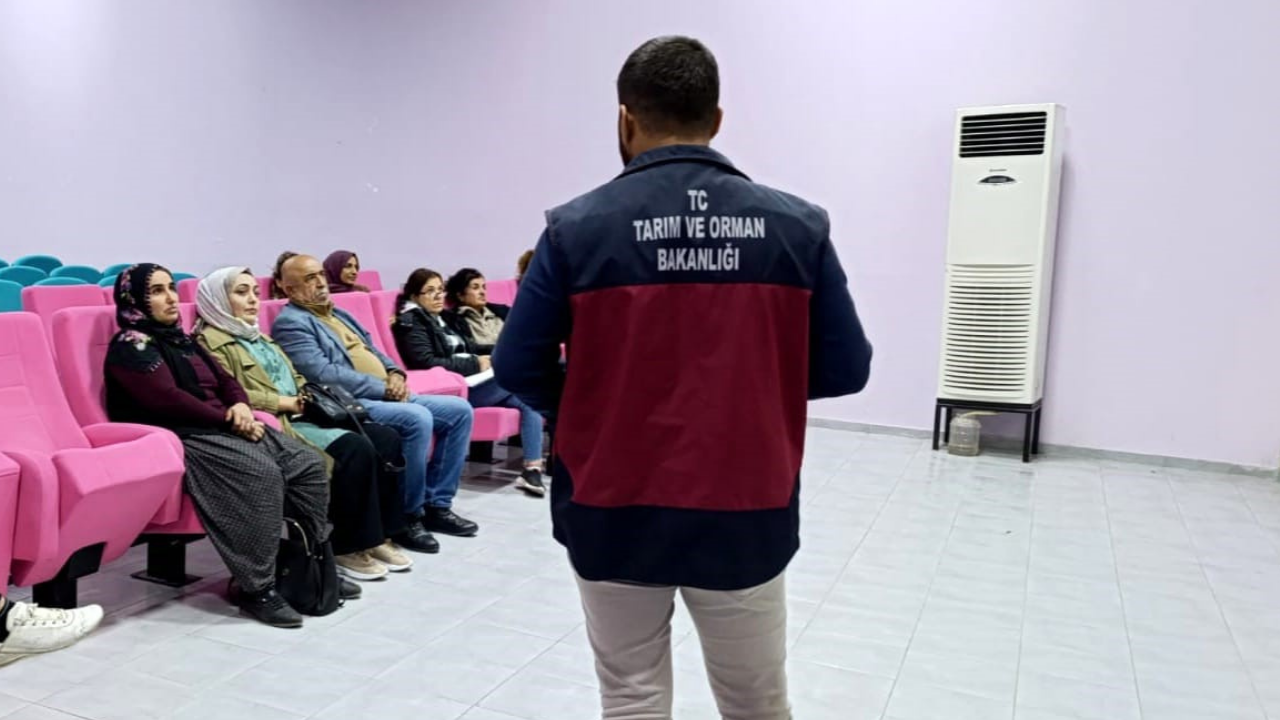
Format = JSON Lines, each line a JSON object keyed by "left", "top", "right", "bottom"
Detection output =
{"left": 194, "top": 266, "right": 414, "bottom": 583}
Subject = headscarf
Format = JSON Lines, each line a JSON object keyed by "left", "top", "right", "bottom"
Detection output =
{"left": 323, "top": 250, "right": 369, "bottom": 294}
{"left": 105, "top": 262, "right": 205, "bottom": 399}
{"left": 194, "top": 266, "right": 260, "bottom": 341}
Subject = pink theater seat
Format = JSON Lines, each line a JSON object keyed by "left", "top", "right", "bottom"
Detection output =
{"left": 21, "top": 285, "right": 107, "bottom": 338}
{"left": 367, "top": 290, "right": 408, "bottom": 366}
{"left": 329, "top": 292, "right": 464, "bottom": 398}
{"left": 179, "top": 302, "right": 197, "bottom": 331}
{"left": 258, "top": 298, "right": 288, "bottom": 332}
{"left": 0, "top": 452, "right": 19, "bottom": 585}
{"left": 50, "top": 305, "right": 224, "bottom": 587}
{"left": 258, "top": 276, "right": 274, "bottom": 300}
{"left": 0, "top": 312, "right": 184, "bottom": 606}
{"left": 356, "top": 270, "right": 382, "bottom": 291}
{"left": 486, "top": 278, "right": 518, "bottom": 306}
{"left": 177, "top": 277, "right": 199, "bottom": 303}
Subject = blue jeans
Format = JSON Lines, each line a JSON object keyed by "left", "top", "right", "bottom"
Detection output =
{"left": 365, "top": 394, "right": 474, "bottom": 513}
{"left": 468, "top": 380, "right": 544, "bottom": 462}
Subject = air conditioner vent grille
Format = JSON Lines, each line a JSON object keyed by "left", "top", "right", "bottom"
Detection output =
{"left": 960, "top": 111, "right": 1047, "bottom": 158}
{"left": 941, "top": 265, "right": 1036, "bottom": 397}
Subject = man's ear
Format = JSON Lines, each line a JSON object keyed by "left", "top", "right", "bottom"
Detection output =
{"left": 619, "top": 104, "right": 637, "bottom": 145}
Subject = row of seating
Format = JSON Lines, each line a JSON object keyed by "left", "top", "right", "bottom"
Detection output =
{"left": 1, "top": 270, "right": 521, "bottom": 604}
{"left": 0, "top": 264, "right": 200, "bottom": 287}
{"left": 2, "top": 257, "right": 140, "bottom": 278}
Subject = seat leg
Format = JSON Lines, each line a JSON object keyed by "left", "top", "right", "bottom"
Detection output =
{"left": 32, "top": 543, "right": 105, "bottom": 609}
{"left": 131, "top": 536, "right": 201, "bottom": 588}
{"left": 1032, "top": 408, "right": 1043, "bottom": 455}
{"left": 943, "top": 406, "right": 954, "bottom": 444}
{"left": 469, "top": 441, "right": 495, "bottom": 464}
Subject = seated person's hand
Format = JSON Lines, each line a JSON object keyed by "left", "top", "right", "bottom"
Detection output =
{"left": 385, "top": 371, "right": 409, "bottom": 402}
{"left": 225, "top": 402, "right": 256, "bottom": 435}
{"left": 243, "top": 420, "right": 266, "bottom": 442}
{"left": 279, "top": 396, "right": 304, "bottom": 415}
{"left": 477, "top": 356, "right": 492, "bottom": 372}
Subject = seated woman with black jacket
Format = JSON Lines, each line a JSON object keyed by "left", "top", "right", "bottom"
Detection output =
{"left": 392, "top": 268, "right": 546, "bottom": 497}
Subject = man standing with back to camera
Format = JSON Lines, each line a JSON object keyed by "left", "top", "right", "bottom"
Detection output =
{"left": 495, "top": 36, "right": 872, "bottom": 720}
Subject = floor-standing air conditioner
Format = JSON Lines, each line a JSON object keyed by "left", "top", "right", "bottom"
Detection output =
{"left": 934, "top": 104, "right": 1064, "bottom": 459}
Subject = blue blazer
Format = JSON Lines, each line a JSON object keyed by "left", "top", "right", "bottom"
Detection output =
{"left": 271, "top": 302, "right": 401, "bottom": 401}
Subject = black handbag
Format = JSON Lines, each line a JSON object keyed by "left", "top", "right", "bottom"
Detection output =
{"left": 275, "top": 518, "right": 342, "bottom": 616}
{"left": 300, "top": 382, "right": 369, "bottom": 429}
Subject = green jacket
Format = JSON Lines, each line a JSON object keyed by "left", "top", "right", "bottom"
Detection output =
{"left": 196, "top": 325, "right": 334, "bottom": 474}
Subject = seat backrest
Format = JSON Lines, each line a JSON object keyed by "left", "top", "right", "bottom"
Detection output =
{"left": 21, "top": 285, "right": 108, "bottom": 333}
{"left": 486, "top": 278, "right": 519, "bottom": 306}
{"left": 357, "top": 270, "right": 382, "bottom": 291}
{"left": 0, "top": 260, "right": 8, "bottom": 269}
{"left": 0, "top": 313, "right": 90, "bottom": 451}
{"left": 33, "top": 276, "right": 88, "bottom": 287}
{"left": 98, "top": 276, "right": 118, "bottom": 287}
{"left": 329, "top": 292, "right": 388, "bottom": 353}
{"left": 177, "top": 278, "right": 199, "bottom": 303}
{"left": 367, "top": 290, "right": 404, "bottom": 365}
{"left": 0, "top": 281, "right": 22, "bottom": 313}
{"left": 0, "top": 451, "right": 18, "bottom": 585}
{"left": 50, "top": 265, "right": 102, "bottom": 283}
{"left": 101, "top": 263, "right": 132, "bottom": 280}
{"left": 171, "top": 272, "right": 197, "bottom": 282}
{"left": 258, "top": 276, "right": 275, "bottom": 300}
{"left": 50, "top": 305, "right": 117, "bottom": 426}
{"left": 0, "top": 266, "right": 47, "bottom": 287}
{"left": 179, "top": 303, "right": 197, "bottom": 332}
{"left": 12, "top": 255, "right": 62, "bottom": 274}
{"left": 259, "top": 299, "right": 288, "bottom": 332}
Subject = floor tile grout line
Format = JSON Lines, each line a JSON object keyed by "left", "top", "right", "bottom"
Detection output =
{"left": 1099, "top": 469, "right": 1151, "bottom": 720}
{"left": 864, "top": 443, "right": 967, "bottom": 720}
{"left": 1165, "top": 476, "right": 1273, "bottom": 718}
{"left": 1008, "top": 465, "right": 1040, "bottom": 720}
{"left": 1230, "top": 479, "right": 1280, "bottom": 558}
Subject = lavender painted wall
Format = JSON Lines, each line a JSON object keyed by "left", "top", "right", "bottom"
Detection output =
{"left": 2, "top": 1, "right": 1278, "bottom": 467}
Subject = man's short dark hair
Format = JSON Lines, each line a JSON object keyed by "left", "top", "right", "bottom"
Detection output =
{"left": 617, "top": 36, "right": 719, "bottom": 136}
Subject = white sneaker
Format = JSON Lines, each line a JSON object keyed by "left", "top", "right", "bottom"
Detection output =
{"left": 0, "top": 602, "right": 104, "bottom": 666}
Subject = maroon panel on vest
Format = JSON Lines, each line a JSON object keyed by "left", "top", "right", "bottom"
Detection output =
{"left": 559, "top": 283, "right": 811, "bottom": 511}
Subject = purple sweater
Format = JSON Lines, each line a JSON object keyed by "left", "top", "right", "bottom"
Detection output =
{"left": 105, "top": 346, "right": 249, "bottom": 431}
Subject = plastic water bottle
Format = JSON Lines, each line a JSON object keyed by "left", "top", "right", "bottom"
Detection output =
{"left": 948, "top": 414, "right": 981, "bottom": 456}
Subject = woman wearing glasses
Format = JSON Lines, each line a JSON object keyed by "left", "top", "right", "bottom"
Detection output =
{"left": 391, "top": 268, "right": 546, "bottom": 497}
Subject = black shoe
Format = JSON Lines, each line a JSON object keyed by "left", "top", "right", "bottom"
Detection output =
{"left": 238, "top": 587, "right": 303, "bottom": 629}
{"left": 516, "top": 468, "right": 546, "bottom": 497}
{"left": 392, "top": 520, "right": 440, "bottom": 554}
{"left": 422, "top": 507, "right": 479, "bottom": 537}
{"left": 339, "top": 577, "right": 362, "bottom": 600}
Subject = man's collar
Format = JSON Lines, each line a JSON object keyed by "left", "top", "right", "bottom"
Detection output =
{"left": 617, "top": 144, "right": 749, "bottom": 181}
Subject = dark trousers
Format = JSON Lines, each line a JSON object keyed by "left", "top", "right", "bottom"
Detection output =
{"left": 324, "top": 424, "right": 407, "bottom": 555}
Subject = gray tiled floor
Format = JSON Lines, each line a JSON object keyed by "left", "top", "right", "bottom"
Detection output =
{"left": 3, "top": 428, "right": 1280, "bottom": 719}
